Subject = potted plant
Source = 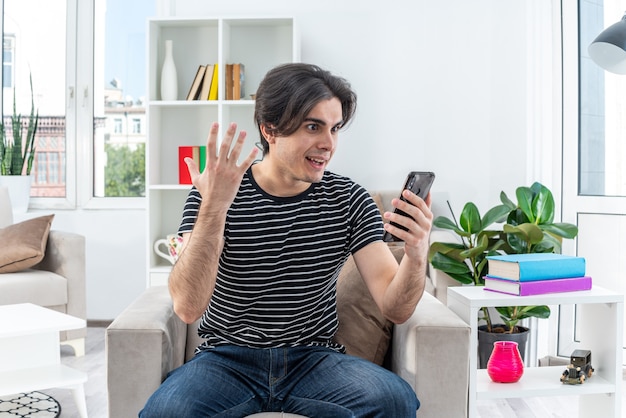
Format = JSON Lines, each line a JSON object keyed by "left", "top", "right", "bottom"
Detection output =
{"left": 0, "top": 73, "right": 39, "bottom": 212}
{"left": 428, "top": 182, "right": 579, "bottom": 367}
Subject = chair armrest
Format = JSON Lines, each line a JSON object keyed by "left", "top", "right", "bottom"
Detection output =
{"left": 391, "top": 291, "right": 470, "bottom": 418}
{"left": 106, "top": 286, "right": 188, "bottom": 418}
{"left": 36, "top": 230, "right": 86, "bottom": 340}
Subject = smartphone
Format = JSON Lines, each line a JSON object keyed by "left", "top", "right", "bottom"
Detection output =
{"left": 382, "top": 171, "right": 435, "bottom": 242}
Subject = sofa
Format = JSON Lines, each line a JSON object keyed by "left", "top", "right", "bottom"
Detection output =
{"left": 0, "top": 186, "right": 86, "bottom": 355}
{"left": 106, "top": 192, "right": 471, "bottom": 418}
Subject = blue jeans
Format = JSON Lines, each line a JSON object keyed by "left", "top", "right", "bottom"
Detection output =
{"left": 139, "top": 345, "right": 419, "bottom": 418}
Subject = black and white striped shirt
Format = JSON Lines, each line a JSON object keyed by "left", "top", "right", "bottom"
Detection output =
{"left": 178, "top": 167, "right": 383, "bottom": 352}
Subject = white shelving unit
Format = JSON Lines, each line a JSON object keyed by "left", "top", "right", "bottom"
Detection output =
{"left": 146, "top": 17, "right": 299, "bottom": 286}
{"left": 447, "top": 286, "right": 624, "bottom": 418}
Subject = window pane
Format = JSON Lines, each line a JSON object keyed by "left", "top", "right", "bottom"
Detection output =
{"left": 579, "top": 0, "right": 626, "bottom": 196}
{"left": 3, "top": 0, "right": 67, "bottom": 197}
{"left": 95, "top": 0, "right": 153, "bottom": 197}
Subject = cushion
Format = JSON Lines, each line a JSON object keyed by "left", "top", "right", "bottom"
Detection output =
{"left": 334, "top": 245, "right": 405, "bottom": 365}
{"left": 0, "top": 214, "right": 55, "bottom": 273}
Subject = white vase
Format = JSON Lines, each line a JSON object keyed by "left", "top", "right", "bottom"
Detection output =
{"left": 160, "top": 40, "right": 178, "bottom": 101}
{"left": 0, "top": 175, "right": 32, "bottom": 213}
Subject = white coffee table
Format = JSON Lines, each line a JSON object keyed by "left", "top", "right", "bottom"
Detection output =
{"left": 0, "top": 303, "right": 88, "bottom": 417}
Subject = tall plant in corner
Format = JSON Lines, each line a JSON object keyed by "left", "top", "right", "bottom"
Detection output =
{"left": 0, "top": 73, "right": 39, "bottom": 175}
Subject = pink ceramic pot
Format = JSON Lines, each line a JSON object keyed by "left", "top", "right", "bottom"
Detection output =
{"left": 487, "top": 341, "right": 524, "bottom": 383}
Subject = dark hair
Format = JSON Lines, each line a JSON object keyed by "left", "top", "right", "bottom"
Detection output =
{"left": 254, "top": 63, "right": 357, "bottom": 155}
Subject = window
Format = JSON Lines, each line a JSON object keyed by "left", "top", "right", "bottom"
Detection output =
{"left": 561, "top": 0, "right": 626, "bottom": 363}
{"left": 132, "top": 118, "right": 141, "bottom": 134}
{"left": 579, "top": 0, "right": 626, "bottom": 197}
{"left": 114, "top": 118, "right": 122, "bottom": 134}
{"left": 2, "top": 0, "right": 69, "bottom": 200}
{"left": 1, "top": 0, "right": 153, "bottom": 205}
{"left": 95, "top": 0, "right": 152, "bottom": 198}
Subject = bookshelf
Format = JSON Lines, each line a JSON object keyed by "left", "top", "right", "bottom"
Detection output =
{"left": 146, "top": 17, "right": 300, "bottom": 286}
{"left": 447, "top": 286, "right": 624, "bottom": 418}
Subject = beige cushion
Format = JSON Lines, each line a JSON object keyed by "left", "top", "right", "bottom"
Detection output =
{"left": 0, "top": 214, "right": 54, "bottom": 273}
{"left": 0, "top": 269, "right": 68, "bottom": 306}
{"left": 334, "top": 245, "right": 405, "bottom": 365}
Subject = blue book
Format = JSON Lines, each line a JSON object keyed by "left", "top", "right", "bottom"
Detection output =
{"left": 486, "top": 253, "right": 586, "bottom": 282}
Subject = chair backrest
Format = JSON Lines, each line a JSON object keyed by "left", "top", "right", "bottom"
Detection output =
{"left": 0, "top": 186, "right": 13, "bottom": 228}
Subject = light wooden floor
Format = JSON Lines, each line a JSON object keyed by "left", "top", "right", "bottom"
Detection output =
{"left": 43, "top": 327, "right": 626, "bottom": 418}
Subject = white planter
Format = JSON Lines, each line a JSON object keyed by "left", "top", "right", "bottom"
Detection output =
{"left": 0, "top": 175, "right": 32, "bottom": 213}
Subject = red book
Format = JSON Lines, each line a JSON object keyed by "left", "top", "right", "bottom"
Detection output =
{"left": 178, "top": 146, "right": 199, "bottom": 184}
{"left": 484, "top": 275, "right": 592, "bottom": 296}
{"left": 178, "top": 146, "right": 206, "bottom": 184}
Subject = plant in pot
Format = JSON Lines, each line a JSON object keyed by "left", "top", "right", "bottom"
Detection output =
{"left": 428, "top": 182, "right": 579, "bottom": 367}
{"left": 0, "top": 74, "right": 39, "bottom": 212}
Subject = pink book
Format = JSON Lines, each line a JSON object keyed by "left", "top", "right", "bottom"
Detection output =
{"left": 484, "top": 275, "right": 592, "bottom": 296}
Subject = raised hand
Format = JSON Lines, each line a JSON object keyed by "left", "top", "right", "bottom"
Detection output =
{"left": 185, "top": 122, "right": 259, "bottom": 212}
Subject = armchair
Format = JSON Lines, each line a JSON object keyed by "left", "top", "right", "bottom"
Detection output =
{"left": 0, "top": 186, "right": 86, "bottom": 355}
{"left": 106, "top": 191, "right": 470, "bottom": 417}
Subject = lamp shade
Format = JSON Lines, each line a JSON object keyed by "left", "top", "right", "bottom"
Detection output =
{"left": 589, "top": 15, "right": 626, "bottom": 74}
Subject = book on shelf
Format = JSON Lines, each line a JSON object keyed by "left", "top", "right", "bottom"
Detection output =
{"left": 208, "top": 64, "right": 219, "bottom": 100}
{"left": 484, "top": 275, "right": 592, "bottom": 296}
{"left": 486, "top": 253, "right": 586, "bottom": 282}
{"left": 186, "top": 65, "right": 206, "bottom": 100}
{"left": 225, "top": 64, "right": 234, "bottom": 100}
{"left": 198, "top": 64, "right": 215, "bottom": 100}
{"left": 178, "top": 146, "right": 206, "bottom": 184}
{"left": 233, "top": 63, "right": 245, "bottom": 100}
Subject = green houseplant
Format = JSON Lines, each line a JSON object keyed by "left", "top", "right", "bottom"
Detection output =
{"left": 0, "top": 73, "right": 39, "bottom": 176}
{"left": 428, "top": 182, "right": 579, "bottom": 365}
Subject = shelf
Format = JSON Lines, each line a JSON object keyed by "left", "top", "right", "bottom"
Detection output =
{"left": 149, "top": 184, "right": 194, "bottom": 191}
{"left": 476, "top": 366, "right": 615, "bottom": 400}
{"left": 448, "top": 285, "right": 622, "bottom": 308}
{"left": 0, "top": 364, "right": 87, "bottom": 396}
{"left": 146, "top": 16, "right": 298, "bottom": 287}
{"left": 448, "top": 285, "right": 624, "bottom": 417}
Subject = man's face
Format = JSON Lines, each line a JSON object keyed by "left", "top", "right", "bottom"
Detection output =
{"left": 268, "top": 97, "right": 344, "bottom": 186}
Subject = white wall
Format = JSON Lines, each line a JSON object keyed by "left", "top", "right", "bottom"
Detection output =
{"left": 65, "top": 0, "right": 541, "bottom": 320}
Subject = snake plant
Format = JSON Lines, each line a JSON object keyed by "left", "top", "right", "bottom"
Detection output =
{"left": 0, "top": 73, "right": 39, "bottom": 175}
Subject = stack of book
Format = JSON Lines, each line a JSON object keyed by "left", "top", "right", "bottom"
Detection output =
{"left": 484, "top": 253, "right": 592, "bottom": 296}
{"left": 186, "top": 64, "right": 219, "bottom": 101}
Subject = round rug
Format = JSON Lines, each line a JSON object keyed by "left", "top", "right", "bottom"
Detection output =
{"left": 0, "top": 392, "right": 60, "bottom": 418}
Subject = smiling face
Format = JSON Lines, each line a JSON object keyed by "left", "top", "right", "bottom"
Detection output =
{"left": 255, "top": 97, "right": 344, "bottom": 196}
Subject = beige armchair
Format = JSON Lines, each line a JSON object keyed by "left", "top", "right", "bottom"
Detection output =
{"left": 106, "top": 191, "right": 470, "bottom": 418}
{"left": 0, "top": 186, "right": 86, "bottom": 355}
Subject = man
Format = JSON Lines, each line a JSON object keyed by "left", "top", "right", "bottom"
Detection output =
{"left": 140, "top": 63, "right": 433, "bottom": 418}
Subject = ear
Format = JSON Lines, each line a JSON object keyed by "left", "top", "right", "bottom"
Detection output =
{"left": 260, "top": 124, "right": 276, "bottom": 144}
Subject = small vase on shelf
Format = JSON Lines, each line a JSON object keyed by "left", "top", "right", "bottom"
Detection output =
{"left": 487, "top": 341, "right": 524, "bottom": 383}
{"left": 160, "top": 40, "right": 178, "bottom": 101}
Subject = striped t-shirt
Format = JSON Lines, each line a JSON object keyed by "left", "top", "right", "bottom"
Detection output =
{"left": 178, "top": 167, "right": 383, "bottom": 353}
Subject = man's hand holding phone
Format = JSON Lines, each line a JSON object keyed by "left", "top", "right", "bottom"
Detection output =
{"left": 383, "top": 171, "right": 435, "bottom": 243}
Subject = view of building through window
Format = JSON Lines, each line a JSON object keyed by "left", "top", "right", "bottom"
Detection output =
{"left": 2, "top": 0, "right": 152, "bottom": 199}
{"left": 97, "top": 0, "right": 152, "bottom": 197}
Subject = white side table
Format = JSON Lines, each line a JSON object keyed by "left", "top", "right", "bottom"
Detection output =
{"left": 447, "top": 286, "right": 623, "bottom": 418}
{"left": 0, "top": 303, "right": 88, "bottom": 418}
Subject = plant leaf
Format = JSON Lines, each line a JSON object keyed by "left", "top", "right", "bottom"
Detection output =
{"left": 499, "top": 191, "right": 516, "bottom": 210}
{"left": 481, "top": 204, "right": 510, "bottom": 228}
{"left": 459, "top": 202, "right": 482, "bottom": 234}
{"left": 516, "top": 186, "right": 535, "bottom": 223}
{"left": 503, "top": 223, "right": 544, "bottom": 245}
{"left": 541, "top": 222, "right": 578, "bottom": 239}
{"left": 532, "top": 185, "right": 555, "bottom": 224}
